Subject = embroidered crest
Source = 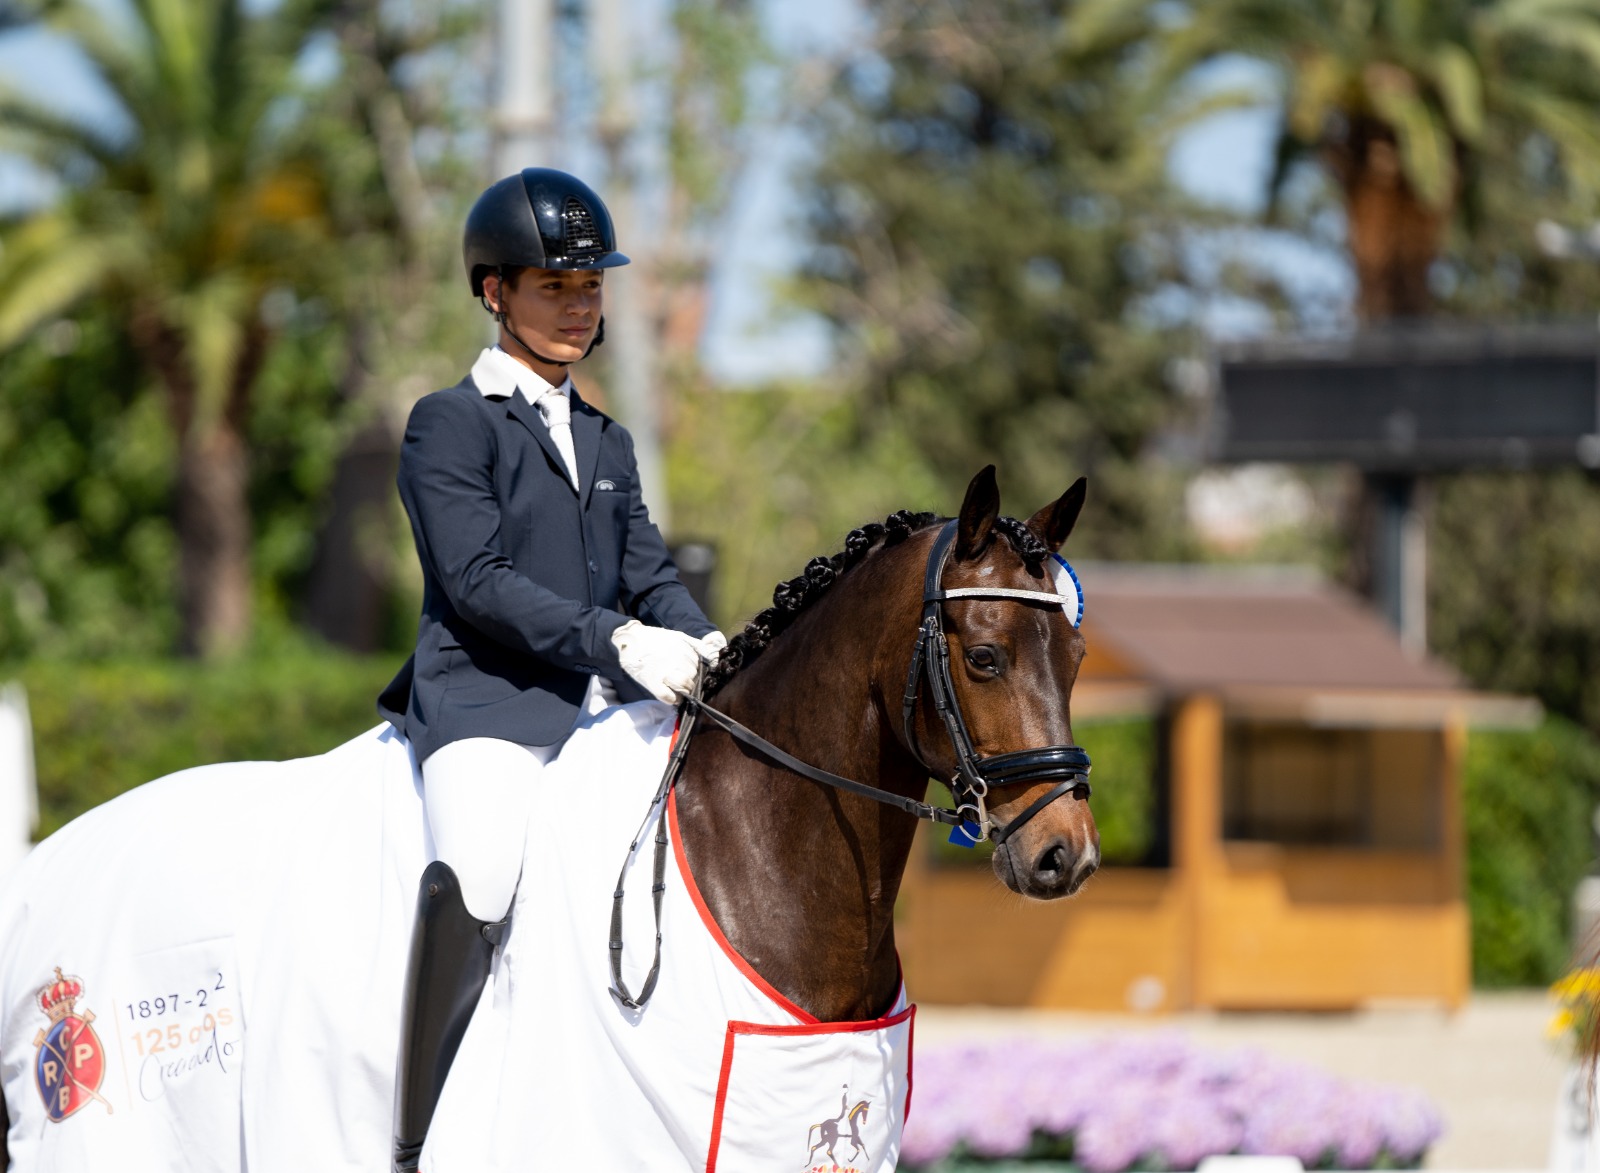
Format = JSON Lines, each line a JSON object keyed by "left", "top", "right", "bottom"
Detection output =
{"left": 34, "top": 967, "right": 112, "bottom": 1121}
{"left": 595, "top": 478, "right": 617, "bottom": 491}
{"left": 804, "top": 1085, "right": 871, "bottom": 1171}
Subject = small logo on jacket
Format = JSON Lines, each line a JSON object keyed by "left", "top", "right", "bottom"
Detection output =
{"left": 595, "top": 479, "right": 618, "bottom": 491}
{"left": 34, "top": 967, "right": 112, "bottom": 1121}
{"left": 804, "top": 1085, "right": 870, "bottom": 1171}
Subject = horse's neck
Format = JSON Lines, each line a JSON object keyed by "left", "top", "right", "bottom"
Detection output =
{"left": 675, "top": 549, "right": 928, "bottom": 1023}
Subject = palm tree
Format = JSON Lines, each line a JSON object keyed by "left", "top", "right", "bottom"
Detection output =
{"left": 1148, "top": 0, "right": 1600, "bottom": 321}
{"left": 0, "top": 0, "right": 332, "bottom": 656}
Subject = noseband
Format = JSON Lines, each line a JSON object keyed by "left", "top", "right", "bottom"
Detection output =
{"left": 609, "top": 519, "right": 1093, "bottom": 1008}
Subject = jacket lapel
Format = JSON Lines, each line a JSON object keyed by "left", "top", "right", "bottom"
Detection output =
{"left": 503, "top": 392, "right": 578, "bottom": 496}
{"left": 570, "top": 387, "right": 604, "bottom": 508}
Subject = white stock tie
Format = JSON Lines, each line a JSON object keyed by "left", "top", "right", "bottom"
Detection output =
{"left": 535, "top": 387, "right": 579, "bottom": 492}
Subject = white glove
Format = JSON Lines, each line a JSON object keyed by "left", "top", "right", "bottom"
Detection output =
{"left": 695, "top": 630, "right": 728, "bottom": 664}
{"left": 611, "top": 621, "right": 702, "bottom": 703}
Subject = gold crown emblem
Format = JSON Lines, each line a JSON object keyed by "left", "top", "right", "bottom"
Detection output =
{"left": 38, "top": 968, "right": 84, "bottom": 1024}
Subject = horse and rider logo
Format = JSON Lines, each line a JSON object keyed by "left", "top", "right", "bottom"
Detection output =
{"left": 34, "top": 967, "right": 112, "bottom": 1121}
{"left": 804, "top": 1085, "right": 871, "bottom": 1171}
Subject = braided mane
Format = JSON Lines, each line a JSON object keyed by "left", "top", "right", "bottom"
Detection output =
{"left": 703, "top": 509, "right": 1051, "bottom": 697}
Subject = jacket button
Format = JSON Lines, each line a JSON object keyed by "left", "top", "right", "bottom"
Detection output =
{"left": 589, "top": 560, "right": 599, "bottom": 573}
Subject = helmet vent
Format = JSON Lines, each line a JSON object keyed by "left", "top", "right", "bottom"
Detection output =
{"left": 562, "top": 198, "right": 600, "bottom": 255}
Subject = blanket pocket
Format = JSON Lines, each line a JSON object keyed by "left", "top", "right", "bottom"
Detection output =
{"left": 705, "top": 1005, "right": 914, "bottom": 1173}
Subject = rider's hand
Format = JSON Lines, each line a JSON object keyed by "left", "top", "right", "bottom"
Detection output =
{"left": 695, "top": 630, "right": 728, "bottom": 665}
{"left": 611, "top": 621, "right": 701, "bottom": 703}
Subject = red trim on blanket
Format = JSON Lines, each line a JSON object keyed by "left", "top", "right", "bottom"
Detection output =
{"left": 719, "top": 1003, "right": 914, "bottom": 1037}
{"left": 666, "top": 787, "right": 819, "bottom": 1024}
{"left": 905, "top": 1002, "right": 916, "bottom": 1124}
{"left": 703, "top": 1009, "right": 917, "bottom": 1173}
{"left": 704, "top": 1024, "right": 739, "bottom": 1173}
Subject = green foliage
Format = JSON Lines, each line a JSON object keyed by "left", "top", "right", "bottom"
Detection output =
{"left": 1076, "top": 716, "right": 1156, "bottom": 864}
{"left": 1464, "top": 716, "right": 1600, "bottom": 987}
{"left": 0, "top": 313, "right": 177, "bottom": 659}
{"left": 14, "top": 643, "right": 400, "bottom": 840}
{"left": 0, "top": 297, "right": 361, "bottom": 660}
{"left": 1429, "top": 470, "right": 1600, "bottom": 732}
{"left": 0, "top": 0, "right": 335, "bottom": 374}
{"left": 796, "top": 0, "right": 1204, "bottom": 561}
{"left": 924, "top": 716, "right": 1156, "bottom": 868}
{"left": 668, "top": 378, "right": 947, "bottom": 628}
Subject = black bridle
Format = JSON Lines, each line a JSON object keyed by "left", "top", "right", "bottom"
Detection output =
{"left": 900, "top": 519, "right": 1092, "bottom": 845}
{"left": 609, "top": 519, "right": 1093, "bottom": 1009}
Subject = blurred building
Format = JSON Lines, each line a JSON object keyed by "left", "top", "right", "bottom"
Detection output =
{"left": 896, "top": 564, "right": 1539, "bottom": 1012}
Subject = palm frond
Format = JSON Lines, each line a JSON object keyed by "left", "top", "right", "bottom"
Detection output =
{"left": 1428, "top": 42, "right": 1484, "bottom": 143}
{"left": 1368, "top": 81, "right": 1455, "bottom": 207}
{"left": 0, "top": 216, "right": 142, "bottom": 347}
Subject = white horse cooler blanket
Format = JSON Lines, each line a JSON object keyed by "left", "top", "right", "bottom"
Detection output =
{"left": 0, "top": 702, "right": 915, "bottom": 1172}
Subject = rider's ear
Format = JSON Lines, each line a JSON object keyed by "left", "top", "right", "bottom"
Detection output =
{"left": 956, "top": 465, "right": 1001, "bottom": 561}
{"left": 1027, "top": 477, "right": 1087, "bottom": 553}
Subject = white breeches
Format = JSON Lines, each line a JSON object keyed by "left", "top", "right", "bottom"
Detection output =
{"left": 420, "top": 676, "right": 617, "bottom": 920}
{"left": 422, "top": 738, "right": 552, "bottom": 920}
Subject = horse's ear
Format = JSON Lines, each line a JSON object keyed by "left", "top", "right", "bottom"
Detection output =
{"left": 1027, "top": 477, "right": 1087, "bottom": 553}
{"left": 956, "top": 465, "right": 1001, "bottom": 561}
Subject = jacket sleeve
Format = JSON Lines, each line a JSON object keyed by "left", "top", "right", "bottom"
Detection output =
{"left": 616, "top": 428, "right": 716, "bottom": 637}
{"left": 398, "top": 391, "right": 628, "bottom": 673}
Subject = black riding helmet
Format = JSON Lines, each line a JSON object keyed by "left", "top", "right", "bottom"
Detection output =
{"left": 464, "top": 168, "right": 630, "bottom": 364}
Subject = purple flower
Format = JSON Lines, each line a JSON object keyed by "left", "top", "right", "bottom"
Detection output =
{"left": 897, "top": 1033, "right": 1443, "bottom": 1172}
{"left": 1377, "top": 1084, "right": 1446, "bottom": 1162}
{"left": 1151, "top": 1090, "right": 1244, "bottom": 1167}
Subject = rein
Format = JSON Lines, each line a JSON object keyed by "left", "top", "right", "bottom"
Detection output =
{"left": 608, "top": 519, "right": 1092, "bottom": 1010}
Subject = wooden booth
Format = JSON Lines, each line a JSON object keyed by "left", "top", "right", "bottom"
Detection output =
{"left": 895, "top": 565, "right": 1539, "bottom": 1013}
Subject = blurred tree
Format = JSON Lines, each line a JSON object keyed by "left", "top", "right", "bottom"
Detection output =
{"left": 292, "top": 0, "right": 483, "bottom": 652}
{"left": 0, "top": 311, "right": 179, "bottom": 659}
{"left": 794, "top": 0, "right": 1217, "bottom": 558}
{"left": 1430, "top": 471, "right": 1600, "bottom": 731}
{"left": 1146, "top": 0, "right": 1600, "bottom": 321}
{"left": 0, "top": 0, "right": 335, "bottom": 657}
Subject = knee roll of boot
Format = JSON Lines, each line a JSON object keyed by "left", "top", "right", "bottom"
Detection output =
{"left": 392, "top": 860, "right": 508, "bottom": 1173}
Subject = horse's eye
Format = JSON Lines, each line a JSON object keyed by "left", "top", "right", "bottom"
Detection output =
{"left": 966, "top": 646, "right": 1001, "bottom": 674}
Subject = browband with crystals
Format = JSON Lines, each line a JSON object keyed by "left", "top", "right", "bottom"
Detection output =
{"left": 931, "top": 553, "right": 1084, "bottom": 629}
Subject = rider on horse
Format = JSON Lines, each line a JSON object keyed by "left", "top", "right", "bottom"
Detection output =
{"left": 375, "top": 168, "right": 724, "bottom": 1172}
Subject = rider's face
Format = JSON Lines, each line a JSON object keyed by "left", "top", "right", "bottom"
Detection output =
{"left": 485, "top": 267, "right": 604, "bottom": 371}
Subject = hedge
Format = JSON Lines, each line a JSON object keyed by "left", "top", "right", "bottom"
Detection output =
{"left": 13, "top": 648, "right": 400, "bottom": 839}
{"left": 1465, "top": 715, "right": 1600, "bottom": 987}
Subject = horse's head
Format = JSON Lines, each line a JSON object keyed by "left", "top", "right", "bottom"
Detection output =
{"left": 913, "top": 466, "right": 1099, "bottom": 899}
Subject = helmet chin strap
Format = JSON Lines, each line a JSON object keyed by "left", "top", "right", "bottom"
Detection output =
{"left": 484, "top": 266, "right": 605, "bottom": 369}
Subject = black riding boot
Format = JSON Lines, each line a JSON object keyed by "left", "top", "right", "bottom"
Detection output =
{"left": 392, "top": 861, "right": 508, "bottom": 1173}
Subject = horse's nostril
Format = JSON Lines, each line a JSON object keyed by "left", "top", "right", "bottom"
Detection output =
{"left": 1036, "top": 842, "right": 1068, "bottom": 880}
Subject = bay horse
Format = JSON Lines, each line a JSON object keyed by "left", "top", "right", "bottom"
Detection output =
{"left": 675, "top": 465, "right": 1097, "bottom": 1023}
{"left": 0, "top": 465, "right": 1097, "bottom": 1170}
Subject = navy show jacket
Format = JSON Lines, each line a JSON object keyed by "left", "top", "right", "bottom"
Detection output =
{"left": 377, "top": 373, "right": 714, "bottom": 763}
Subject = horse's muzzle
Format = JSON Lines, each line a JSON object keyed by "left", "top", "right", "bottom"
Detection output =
{"left": 993, "top": 832, "right": 1099, "bottom": 899}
